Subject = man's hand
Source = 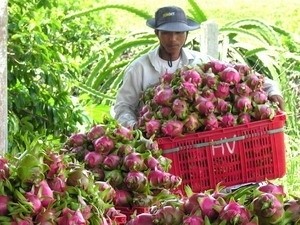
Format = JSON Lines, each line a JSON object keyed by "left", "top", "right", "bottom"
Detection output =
{"left": 268, "top": 95, "right": 285, "bottom": 111}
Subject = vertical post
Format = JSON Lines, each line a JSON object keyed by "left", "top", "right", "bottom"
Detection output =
{"left": 0, "top": 0, "right": 8, "bottom": 155}
{"left": 200, "top": 20, "right": 219, "bottom": 59}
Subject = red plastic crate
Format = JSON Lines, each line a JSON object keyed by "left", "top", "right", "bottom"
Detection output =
{"left": 115, "top": 206, "right": 150, "bottom": 221}
{"left": 157, "top": 113, "right": 287, "bottom": 193}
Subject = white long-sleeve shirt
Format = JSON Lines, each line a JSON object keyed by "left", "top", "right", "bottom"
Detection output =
{"left": 113, "top": 46, "right": 282, "bottom": 128}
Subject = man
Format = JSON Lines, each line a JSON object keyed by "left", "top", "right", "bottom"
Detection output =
{"left": 112, "top": 6, "right": 284, "bottom": 129}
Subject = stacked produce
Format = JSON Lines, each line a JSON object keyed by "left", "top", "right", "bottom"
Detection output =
{"left": 126, "top": 182, "right": 300, "bottom": 225}
{"left": 0, "top": 143, "right": 118, "bottom": 224}
{"left": 137, "top": 60, "right": 280, "bottom": 138}
{"left": 63, "top": 118, "right": 182, "bottom": 209}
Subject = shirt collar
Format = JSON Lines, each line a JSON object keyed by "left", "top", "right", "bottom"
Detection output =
{"left": 148, "top": 46, "right": 193, "bottom": 72}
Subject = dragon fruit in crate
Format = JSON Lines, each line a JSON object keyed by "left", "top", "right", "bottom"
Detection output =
{"left": 137, "top": 62, "right": 281, "bottom": 138}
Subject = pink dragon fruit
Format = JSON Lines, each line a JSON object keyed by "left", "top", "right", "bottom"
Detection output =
{"left": 252, "top": 192, "right": 285, "bottom": 224}
{"left": 218, "top": 200, "right": 251, "bottom": 224}
{"left": 172, "top": 98, "right": 189, "bottom": 119}
{"left": 253, "top": 104, "right": 276, "bottom": 120}
{"left": 233, "top": 63, "right": 251, "bottom": 77}
{"left": 200, "top": 86, "right": 215, "bottom": 100}
{"left": 183, "top": 112, "right": 201, "bottom": 133}
{"left": 0, "top": 195, "right": 9, "bottom": 216}
{"left": 124, "top": 171, "right": 148, "bottom": 193}
{"left": 202, "top": 114, "right": 219, "bottom": 131}
{"left": 219, "top": 66, "right": 241, "bottom": 85}
{"left": 245, "top": 72, "right": 264, "bottom": 91}
{"left": 93, "top": 135, "right": 115, "bottom": 155}
{"left": 232, "top": 82, "right": 252, "bottom": 97}
{"left": 153, "top": 205, "right": 184, "bottom": 225}
{"left": 25, "top": 192, "right": 42, "bottom": 215}
{"left": 214, "top": 81, "right": 231, "bottom": 99}
{"left": 218, "top": 112, "right": 237, "bottom": 128}
{"left": 178, "top": 81, "right": 198, "bottom": 100}
{"left": 114, "top": 125, "right": 134, "bottom": 141}
{"left": 234, "top": 96, "right": 253, "bottom": 113}
{"left": 86, "top": 124, "right": 106, "bottom": 141}
{"left": 181, "top": 69, "right": 202, "bottom": 86}
{"left": 102, "top": 153, "right": 121, "bottom": 170}
{"left": 113, "top": 189, "right": 133, "bottom": 207}
{"left": 145, "top": 118, "right": 162, "bottom": 138}
{"left": 161, "top": 120, "right": 184, "bottom": 137}
{"left": 284, "top": 199, "right": 300, "bottom": 223}
{"left": 215, "top": 98, "right": 232, "bottom": 115}
{"left": 47, "top": 175, "right": 67, "bottom": 193}
{"left": 57, "top": 208, "right": 86, "bottom": 225}
{"left": 204, "top": 60, "right": 228, "bottom": 74}
{"left": 195, "top": 96, "right": 215, "bottom": 116}
{"left": 95, "top": 181, "right": 116, "bottom": 203}
{"left": 161, "top": 71, "right": 174, "bottom": 84}
{"left": 84, "top": 151, "right": 104, "bottom": 168}
{"left": 237, "top": 112, "right": 252, "bottom": 124}
{"left": 182, "top": 215, "right": 204, "bottom": 225}
{"left": 251, "top": 90, "right": 268, "bottom": 104}
{"left": 153, "top": 86, "right": 174, "bottom": 106}
{"left": 0, "top": 157, "right": 9, "bottom": 180}
{"left": 34, "top": 180, "right": 54, "bottom": 208}
{"left": 122, "top": 152, "right": 146, "bottom": 171}
{"left": 157, "top": 106, "right": 173, "bottom": 119}
{"left": 67, "top": 133, "right": 87, "bottom": 148}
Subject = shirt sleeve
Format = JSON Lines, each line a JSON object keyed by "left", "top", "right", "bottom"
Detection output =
{"left": 263, "top": 77, "right": 283, "bottom": 97}
{"left": 112, "top": 65, "right": 143, "bottom": 128}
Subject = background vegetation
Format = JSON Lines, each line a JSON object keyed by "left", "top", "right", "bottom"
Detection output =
{"left": 7, "top": 0, "right": 300, "bottom": 194}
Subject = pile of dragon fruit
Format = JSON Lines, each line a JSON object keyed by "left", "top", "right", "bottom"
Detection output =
{"left": 0, "top": 119, "right": 182, "bottom": 225}
{"left": 126, "top": 182, "right": 300, "bottom": 225}
{"left": 63, "top": 118, "right": 182, "bottom": 208}
{"left": 137, "top": 60, "right": 280, "bottom": 138}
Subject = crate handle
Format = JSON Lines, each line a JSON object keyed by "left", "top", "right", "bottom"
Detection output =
{"left": 162, "top": 127, "right": 284, "bottom": 154}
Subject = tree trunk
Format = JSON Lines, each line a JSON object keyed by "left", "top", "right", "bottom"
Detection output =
{"left": 0, "top": 0, "right": 8, "bottom": 155}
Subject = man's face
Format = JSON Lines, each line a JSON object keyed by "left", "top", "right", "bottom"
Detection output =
{"left": 156, "top": 30, "right": 187, "bottom": 58}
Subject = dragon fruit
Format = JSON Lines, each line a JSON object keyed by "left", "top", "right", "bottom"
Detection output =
{"left": 195, "top": 97, "right": 215, "bottom": 116}
{"left": 251, "top": 90, "right": 268, "bottom": 104}
{"left": 218, "top": 200, "right": 251, "bottom": 224}
{"left": 86, "top": 124, "right": 106, "bottom": 141}
{"left": 102, "top": 153, "right": 121, "bottom": 170}
{"left": 215, "top": 98, "right": 232, "bottom": 115}
{"left": 219, "top": 112, "right": 237, "bottom": 128}
{"left": 124, "top": 171, "right": 148, "bottom": 193}
{"left": 182, "top": 215, "right": 204, "bottom": 225}
{"left": 214, "top": 81, "right": 231, "bottom": 99}
{"left": 252, "top": 192, "right": 285, "bottom": 224}
{"left": 172, "top": 98, "right": 189, "bottom": 119}
{"left": 245, "top": 72, "right": 264, "bottom": 91}
{"left": 219, "top": 66, "right": 241, "bottom": 85}
{"left": 84, "top": 151, "right": 104, "bottom": 168}
{"left": 93, "top": 135, "right": 115, "bottom": 155}
{"left": 202, "top": 114, "right": 219, "bottom": 131}
{"left": 183, "top": 112, "right": 201, "bottom": 133}
{"left": 253, "top": 104, "right": 276, "bottom": 120}
{"left": 0, "top": 157, "right": 9, "bottom": 180}
{"left": 153, "top": 86, "right": 174, "bottom": 106}
{"left": 0, "top": 195, "right": 9, "bottom": 216}
{"left": 178, "top": 81, "right": 198, "bottom": 100}
{"left": 232, "top": 82, "right": 252, "bottom": 97}
{"left": 161, "top": 120, "right": 184, "bottom": 137}
{"left": 145, "top": 119, "right": 162, "bottom": 138}
{"left": 181, "top": 68, "right": 202, "bottom": 86}
{"left": 157, "top": 106, "right": 173, "bottom": 119}
{"left": 234, "top": 96, "right": 253, "bottom": 113}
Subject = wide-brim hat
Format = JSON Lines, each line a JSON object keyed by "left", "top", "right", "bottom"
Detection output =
{"left": 146, "top": 6, "right": 200, "bottom": 32}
